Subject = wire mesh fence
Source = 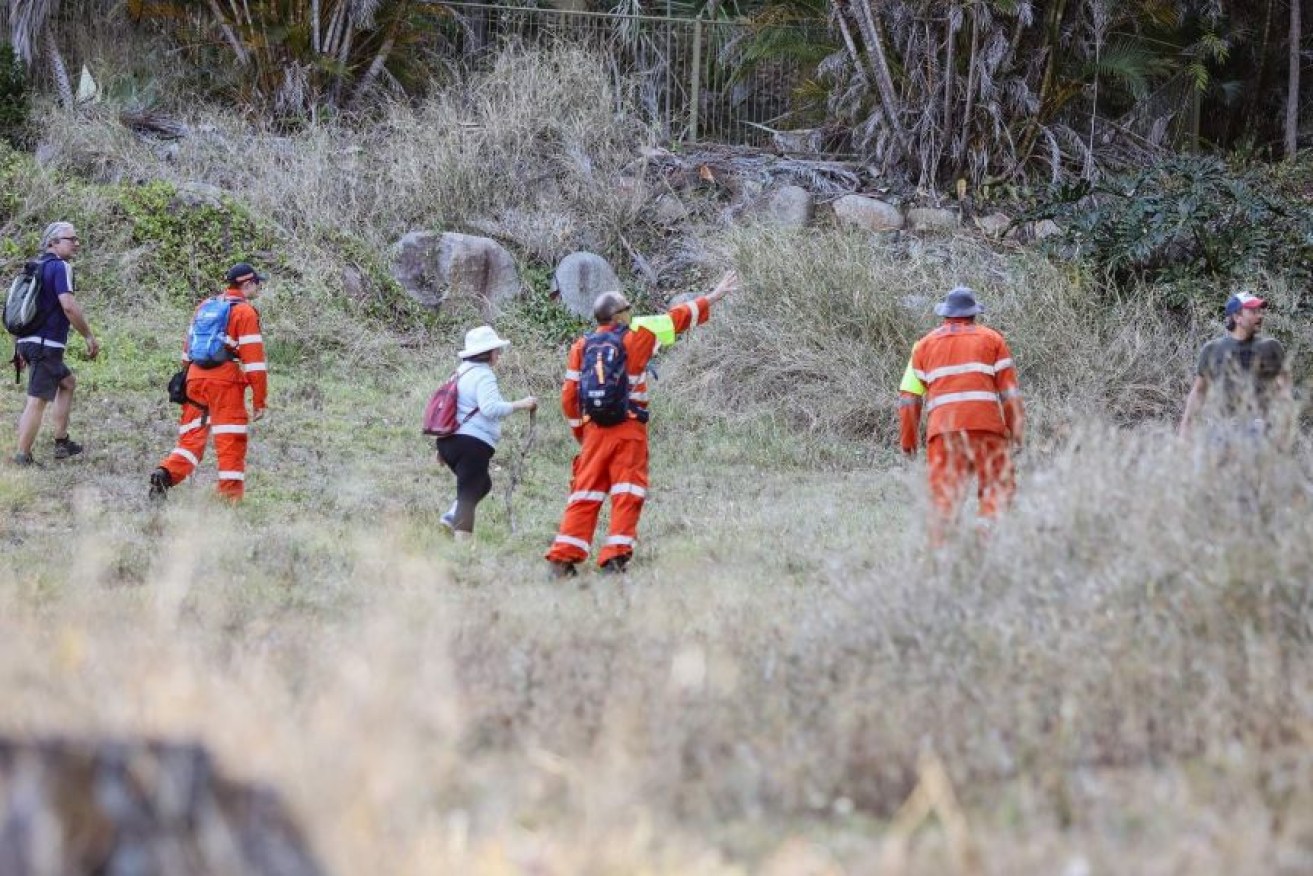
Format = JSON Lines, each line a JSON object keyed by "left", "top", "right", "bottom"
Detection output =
{"left": 442, "top": 2, "right": 826, "bottom": 148}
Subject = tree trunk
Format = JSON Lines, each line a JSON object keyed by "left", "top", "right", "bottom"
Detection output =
{"left": 845, "top": 0, "right": 913, "bottom": 164}
{"left": 1287, "top": 0, "right": 1301, "bottom": 159}
{"left": 43, "top": 27, "right": 72, "bottom": 109}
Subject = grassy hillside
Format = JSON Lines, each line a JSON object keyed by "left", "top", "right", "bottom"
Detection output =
{"left": 3, "top": 49, "right": 1313, "bottom": 875}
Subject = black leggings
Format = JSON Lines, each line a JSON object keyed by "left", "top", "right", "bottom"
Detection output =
{"left": 437, "top": 434, "right": 495, "bottom": 532}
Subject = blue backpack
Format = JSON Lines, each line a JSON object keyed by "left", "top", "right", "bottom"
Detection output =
{"left": 187, "top": 296, "right": 235, "bottom": 368}
{"left": 580, "top": 326, "right": 645, "bottom": 426}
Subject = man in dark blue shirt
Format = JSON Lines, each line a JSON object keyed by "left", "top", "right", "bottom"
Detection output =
{"left": 13, "top": 221, "right": 100, "bottom": 465}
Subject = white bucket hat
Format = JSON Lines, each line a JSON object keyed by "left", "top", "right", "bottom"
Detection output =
{"left": 458, "top": 325, "right": 511, "bottom": 359}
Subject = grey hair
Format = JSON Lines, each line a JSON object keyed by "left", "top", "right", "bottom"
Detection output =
{"left": 593, "top": 291, "right": 629, "bottom": 323}
{"left": 41, "top": 222, "right": 74, "bottom": 249}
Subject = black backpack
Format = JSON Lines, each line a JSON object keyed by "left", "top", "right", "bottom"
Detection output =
{"left": 579, "top": 326, "right": 642, "bottom": 426}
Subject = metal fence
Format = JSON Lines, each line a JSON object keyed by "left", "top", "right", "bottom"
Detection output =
{"left": 442, "top": 2, "right": 826, "bottom": 148}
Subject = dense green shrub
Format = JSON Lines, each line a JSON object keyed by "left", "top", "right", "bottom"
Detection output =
{"left": 0, "top": 46, "right": 29, "bottom": 150}
{"left": 1031, "top": 155, "right": 1313, "bottom": 303}
{"left": 114, "top": 181, "right": 277, "bottom": 303}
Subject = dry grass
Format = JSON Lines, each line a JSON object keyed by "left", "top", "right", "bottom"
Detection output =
{"left": 4, "top": 342, "right": 1313, "bottom": 873}
{"left": 672, "top": 226, "right": 1234, "bottom": 443}
{"left": 30, "top": 47, "right": 667, "bottom": 296}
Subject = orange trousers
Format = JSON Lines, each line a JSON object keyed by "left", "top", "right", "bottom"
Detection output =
{"left": 546, "top": 427, "right": 649, "bottom": 566}
{"left": 158, "top": 379, "right": 250, "bottom": 501}
{"left": 926, "top": 430, "right": 1015, "bottom": 538}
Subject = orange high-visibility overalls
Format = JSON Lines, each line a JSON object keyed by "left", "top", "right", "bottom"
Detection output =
{"left": 898, "top": 319, "right": 1024, "bottom": 538}
{"left": 157, "top": 288, "right": 268, "bottom": 501}
{"left": 545, "top": 296, "right": 712, "bottom": 567}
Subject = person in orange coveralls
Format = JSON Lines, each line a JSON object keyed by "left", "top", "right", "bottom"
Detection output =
{"left": 545, "top": 270, "right": 739, "bottom": 577}
{"left": 898, "top": 286, "right": 1024, "bottom": 541}
{"left": 149, "top": 263, "right": 269, "bottom": 502}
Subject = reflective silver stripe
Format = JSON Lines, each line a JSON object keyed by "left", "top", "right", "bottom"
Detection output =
{"left": 564, "top": 369, "right": 581, "bottom": 381}
{"left": 921, "top": 362, "right": 999, "bottom": 383}
{"left": 217, "top": 471, "right": 245, "bottom": 481}
{"left": 553, "top": 534, "right": 590, "bottom": 551}
{"left": 243, "top": 362, "right": 268, "bottom": 372}
{"left": 16, "top": 337, "right": 65, "bottom": 349}
{"left": 178, "top": 418, "right": 204, "bottom": 434}
{"left": 913, "top": 369, "right": 929, "bottom": 382}
{"left": 567, "top": 418, "right": 584, "bottom": 428}
{"left": 237, "top": 334, "right": 263, "bottom": 345}
{"left": 628, "top": 373, "right": 643, "bottom": 385}
{"left": 568, "top": 490, "right": 607, "bottom": 504}
{"left": 994, "top": 357, "right": 1014, "bottom": 372}
{"left": 610, "top": 483, "right": 647, "bottom": 498}
{"left": 897, "top": 397, "right": 921, "bottom": 408}
{"left": 925, "top": 391, "right": 1000, "bottom": 412}
{"left": 685, "top": 299, "right": 701, "bottom": 325}
{"left": 170, "top": 448, "right": 199, "bottom": 466}
{"left": 629, "top": 391, "right": 649, "bottom": 402}
{"left": 604, "top": 535, "right": 636, "bottom": 546}
{"left": 211, "top": 424, "right": 248, "bottom": 435}
{"left": 1000, "top": 388, "right": 1022, "bottom": 400}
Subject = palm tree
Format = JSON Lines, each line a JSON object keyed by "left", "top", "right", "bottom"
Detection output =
{"left": 2, "top": 0, "right": 74, "bottom": 107}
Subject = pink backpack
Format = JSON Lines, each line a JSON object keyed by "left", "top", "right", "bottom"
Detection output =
{"left": 422, "top": 368, "right": 478, "bottom": 438}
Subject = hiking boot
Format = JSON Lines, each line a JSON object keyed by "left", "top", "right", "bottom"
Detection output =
{"left": 149, "top": 467, "right": 172, "bottom": 500}
{"left": 600, "top": 556, "right": 630, "bottom": 574}
{"left": 547, "top": 560, "right": 578, "bottom": 580}
{"left": 52, "top": 436, "right": 83, "bottom": 459}
{"left": 12, "top": 451, "right": 35, "bottom": 467}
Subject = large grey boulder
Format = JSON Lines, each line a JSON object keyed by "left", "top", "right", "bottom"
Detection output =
{"left": 832, "top": 195, "right": 904, "bottom": 232}
{"left": 0, "top": 736, "right": 325, "bottom": 876}
{"left": 764, "top": 185, "right": 813, "bottom": 228}
{"left": 553, "top": 252, "right": 621, "bottom": 318}
{"left": 391, "top": 231, "right": 520, "bottom": 315}
{"left": 907, "top": 207, "right": 960, "bottom": 233}
{"left": 974, "top": 212, "right": 1014, "bottom": 240}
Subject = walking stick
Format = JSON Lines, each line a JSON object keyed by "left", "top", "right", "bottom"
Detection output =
{"left": 504, "top": 407, "right": 538, "bottom": 534}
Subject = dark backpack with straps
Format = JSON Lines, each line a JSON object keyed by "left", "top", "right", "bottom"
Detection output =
{"left": 422, "top": 367, "right": 479, "bottom": 438}
{"left": 580, "top": 326, "right": 645, "bottom": 426}
{"left": 5, "top": 254, "right": 56, "bottom": 338}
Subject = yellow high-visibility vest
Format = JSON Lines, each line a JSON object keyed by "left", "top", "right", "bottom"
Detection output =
{"left": 631, "top": 314, "right": 677, "bottom": 349}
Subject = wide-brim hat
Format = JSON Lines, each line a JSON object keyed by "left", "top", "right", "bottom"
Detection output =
{"left": 458, "top": 325, "right": 511, "bottom": 358}
{"left": 934, "top": 286, "right": 984, "bottom": 317}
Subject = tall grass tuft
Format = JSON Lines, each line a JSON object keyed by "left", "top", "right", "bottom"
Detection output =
{"left": 674, "top": 226, "right": 1217, "bottom": 442}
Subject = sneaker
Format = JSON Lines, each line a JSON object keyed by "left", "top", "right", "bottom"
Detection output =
{"left": 600, "top": 556, "right": 630, "bottom": 574}
{"left": 149, "top": 467, "right": 171, "bottom": 500}
{"left": 52, "top": 437, "right": 83, "bottom": 459}
{"left": 547, "top": 560, "right": 578, "bottom": 580}
{"left": 12, "top": 451, "right": 35, "bottom": 466}
{"left": 440, "top": 511, "right": 456, "bottom": 532}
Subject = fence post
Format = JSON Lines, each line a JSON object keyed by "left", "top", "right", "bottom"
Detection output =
{"left": 689, "top": 15, "right": 702, "bottom": 143}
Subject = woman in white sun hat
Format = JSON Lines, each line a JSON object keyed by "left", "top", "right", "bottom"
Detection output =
{"left": 437, "top": 325, "right": 537, "bottom": 540}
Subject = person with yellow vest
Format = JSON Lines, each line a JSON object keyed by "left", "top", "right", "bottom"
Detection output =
{"left": 898, "top": 287, "right": 1024, "bottom": 540}
{"left": 149, "top": 263, "right": 269, "bottom": 502}
{"left": 546, "top": 271, "right": 738, "bottom": 577}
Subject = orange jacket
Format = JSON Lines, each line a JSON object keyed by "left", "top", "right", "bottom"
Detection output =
{"left": 561, "top": 296, "right": 711, "bottom": 442}
{"left": 182, "top": 287, "right": 268, "bottom": 410}
{"left": 898, "top": 318, "right": 1023, "bottom": 452}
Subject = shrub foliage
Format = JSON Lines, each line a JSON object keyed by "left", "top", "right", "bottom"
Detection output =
{"left": 1033, "top": 155, "right": 1313, "bottom": 302}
